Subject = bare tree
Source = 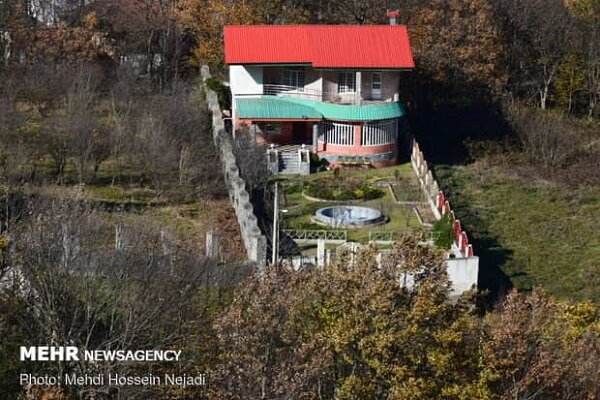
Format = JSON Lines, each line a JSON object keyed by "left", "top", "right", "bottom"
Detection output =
{"left": 505, "top": 103, "right": 581, "bottom": 168}
{"left": 494, "top": 0, "right": 576, "bottom": 109}
{"left": 7, "top": 198, "right": 217, "bottom": 398}
{"left": 233, "top": 134, "right": 271, "bottom": 194}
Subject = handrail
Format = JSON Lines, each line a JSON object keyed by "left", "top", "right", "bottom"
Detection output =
{"left": 260, "top": 84, "right": 398, "bottom": 105}
{"left": 282, "top": 229, "right": 347, "bottom": 242}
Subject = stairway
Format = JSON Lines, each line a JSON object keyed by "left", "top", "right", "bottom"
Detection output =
{"left": 279, "top": 151, "right": 299, "bottom": 174}
{"left": 267, "top": 144, "right": 311, "bottom": 175}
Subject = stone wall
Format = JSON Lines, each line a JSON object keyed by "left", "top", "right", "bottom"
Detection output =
{"left": 201, "top": 66, "right": 267, "bottom": 267}
{"left": 410, "top": 138, "right": 479, "bottom": 294}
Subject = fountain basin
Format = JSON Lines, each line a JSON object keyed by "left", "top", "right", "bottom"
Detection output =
{"left": 314, "top": 206, "right": 384, "bottom": 228}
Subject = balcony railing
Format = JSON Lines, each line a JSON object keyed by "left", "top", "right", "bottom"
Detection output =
{"left": 263, "top": 84, "right": 323, "bottom": 100}
{"left": 262, "top": 84, "right": 398, "bottom": 105}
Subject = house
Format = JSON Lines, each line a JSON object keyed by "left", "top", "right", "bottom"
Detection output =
{"left": 223, "top": 12, "right": 414, "bottom": 169}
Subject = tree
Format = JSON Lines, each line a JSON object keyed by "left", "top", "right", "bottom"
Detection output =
{"left": 394, "top": 0, "right": 506, "bottom": 111}
{"left": 128, "top": 84, "right": 221, "bottom": 196}
{"left": 213, "top": 234, "right": 484, "bottom": 399}
{"left": 175, "top": 0, "right": 262, "bottom": 72}
{"left": 566, "top": 0, "right": 600, "bottom": 118}
{"left": 553, "top": 53, "right": 586, "bottom": 113}
{"left": 482, "top": 288, "right": 600, "bottom": 400}
{"left": 505, "top": 104, "right": 582, "bottom": 168}
{"left": 4, "top": 198, "right": 218, "bottom": 399}
{"left": 494, "top": 0, "right": 576, "bottom": 109}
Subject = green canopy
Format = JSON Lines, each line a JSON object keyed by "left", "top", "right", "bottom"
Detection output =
{"left": 235, "top": 96, "right": 405, "bottom": 121}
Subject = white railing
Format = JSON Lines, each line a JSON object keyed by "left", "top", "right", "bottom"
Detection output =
{"left": 362, "top": 119, "right": 398, "bottom": 146}
{"left": 369, "top": 230, "right": 440, "bottom": 243}
{"left": 318, "top": 121, "right": 355, "bottom": 146}
{"left": 261, "top": 84, "right": 398, "bottom": 106}
{"left": 282, "top": 229, "right": 347, "bottom": 243}
{"left": 263, "top": 84, "right": 324, "bottom": 100}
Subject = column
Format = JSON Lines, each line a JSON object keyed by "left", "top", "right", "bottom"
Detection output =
{"left": 356, "top": 71, "right": 362, "bottom": 105}
{"left": 312, "top": 123, "right": 319, "bottom": 152}
{"left": 354, "top": 124, "right": 362, "bottom": 149}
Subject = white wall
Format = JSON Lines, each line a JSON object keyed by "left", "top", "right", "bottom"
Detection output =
{"left": 305, "top": 68, "right": 322, "bottom": 95}
{"left": 230, "top": 65, "right": 263, "bottom": 96}
{"left": 446, "top": 257, "right": 479, "bottom": 296}
{"left": 230, "top": 65, "right": 263, "bottom": 122}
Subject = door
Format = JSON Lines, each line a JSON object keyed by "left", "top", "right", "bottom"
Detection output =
{"left": 292, "top": 122, "right": 307, "bottom": 144}
{"left": 372, "top": 72, "right": 382, "bottom": 99}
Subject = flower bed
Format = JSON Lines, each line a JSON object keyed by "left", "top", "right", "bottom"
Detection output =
{"left": 304, "top": 177, "right": 384, "bottom": 201}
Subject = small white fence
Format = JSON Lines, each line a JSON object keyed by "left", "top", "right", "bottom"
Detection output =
{"left": 362, "top": 119, "right": 398, "bottom": 146}
{"left": 318, "top": 121, "right": 355, "bottom": 146}
{"left": 281, "top": 229, "right": 347, "bottom": 244}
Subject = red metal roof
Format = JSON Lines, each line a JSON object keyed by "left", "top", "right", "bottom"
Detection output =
{"left": 224, "top": 25, "right": 414, "bottom": 69}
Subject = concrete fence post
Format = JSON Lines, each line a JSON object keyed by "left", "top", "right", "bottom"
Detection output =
{"left": 206, "top": 230, "right": 220, "bottom": 259}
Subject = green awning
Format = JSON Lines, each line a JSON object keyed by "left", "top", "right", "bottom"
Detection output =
{"left": 235, "top": 96, "right": 405, "bottom": 121}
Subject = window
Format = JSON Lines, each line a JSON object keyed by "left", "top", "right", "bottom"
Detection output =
{"left": 372, "top": 72, "right": 382, "bottom": 89}
{"left": 338, "top": 72, "right": 356, "bottom": 93}
{"left": 282, "top": 67, "right": 305, "bottom": 91}
{"left": 371, "top": 72, "right": 382, "bottom": 99}
{"left": 264, "top": 123, "right": 281, "bottom": 135}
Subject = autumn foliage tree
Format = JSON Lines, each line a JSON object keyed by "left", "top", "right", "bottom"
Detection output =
{"left": 212, "top": 235, "right": 485, "bottom": 399}
{"left": 207, "top": 235, "right": 599, "bottom": 399}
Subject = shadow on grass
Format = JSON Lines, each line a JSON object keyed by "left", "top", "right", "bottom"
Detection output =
{"left": 408, "top": 104, "right": 511, "bottom": 166}
{"left": 433, "top": 165, "right": 513, "bottom": 308}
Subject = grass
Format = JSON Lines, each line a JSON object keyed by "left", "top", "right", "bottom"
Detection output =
{"left": 435, "top": 162, "right": 600, "bottom": 302}
{"left": 84, "top": 185, "right": 162, "bottom": 205}
{"left": 280, "top": 164, "right": 428, "bottom": 243}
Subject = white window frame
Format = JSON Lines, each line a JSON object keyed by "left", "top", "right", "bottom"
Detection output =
{"left": 338, "top": 72, "right": 356, "bottom": 93}
{"left": 371, "top": 72, "right": 382, "bottom": 98}
{"left": 282, "top": 67, "right": 305, "bottom": 91}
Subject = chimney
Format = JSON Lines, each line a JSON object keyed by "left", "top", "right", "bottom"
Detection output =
{"left": 386, "top": 10, "right": 400, "bottom": 26}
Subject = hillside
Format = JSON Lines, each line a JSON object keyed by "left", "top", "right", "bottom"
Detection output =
{"left": 436, "top": 161, "right": 600, "bottom": 302}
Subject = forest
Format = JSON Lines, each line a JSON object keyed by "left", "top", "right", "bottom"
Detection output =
{"left": 0, "top": 0, "right": 599, "bottom": 399}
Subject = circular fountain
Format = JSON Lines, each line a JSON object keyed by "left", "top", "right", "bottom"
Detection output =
{"left": 314, "top": 206, "right": 384, "bottom": 228}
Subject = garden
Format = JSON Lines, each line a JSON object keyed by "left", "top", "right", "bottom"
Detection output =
{"left": 280, "top": 163, "right": 436, "bottom": 244}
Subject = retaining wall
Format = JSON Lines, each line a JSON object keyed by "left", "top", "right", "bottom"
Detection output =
{"left": 201, "top": 66, "right": 267, "bottom": 267}
{"left": 410, "top": 138, "right": 478, "bottom": 294}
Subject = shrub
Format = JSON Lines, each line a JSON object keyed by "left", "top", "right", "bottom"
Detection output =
{"left": 432, "top": 212, "right": 454, "bottom": 249}
{"left": 505, "top": 104, "right": 581, "bottom": 168}
{"left": 205, "top": 77, "right": 231, "bottom": 110}
{"left": 304, "top": 178, "right": 383, "bottom": 201}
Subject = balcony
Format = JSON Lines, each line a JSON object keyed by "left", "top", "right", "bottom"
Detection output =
{"left": 262, "top": 84, "right": 399, "bottom": 106}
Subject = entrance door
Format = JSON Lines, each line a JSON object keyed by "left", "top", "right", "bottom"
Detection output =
{"left": 372, "top": 72, "right": 382, "bottom": 99}
{"left": 292, "top": 122, "right": 307, "bottom": 144}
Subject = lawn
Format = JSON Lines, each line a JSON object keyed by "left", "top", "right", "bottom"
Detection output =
{"left": 280, "top": 163, "right": 430, "bottom": 243}
{"left": 434, "top": 162, "right": 600, "bottom": 302}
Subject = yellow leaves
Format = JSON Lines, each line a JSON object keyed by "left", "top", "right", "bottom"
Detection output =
{"left": 18, "top": 119, "right": 41, "bottom": 139}
{"left": 388, "top": 376, "right": 435, "bottom": 400}
{"left": 15, "top": 27, "right": 112, "bottom": 64}
{"left": 407, "top": 0, "right": 506, "bottom": 87}
{"left": 335, "top": 375, "right": 375, "bottom": 400}
{"left": 83, "top": 12, "right": 97, "bottom": 30}
{"left": 565, "top": 0, "right": 600, "bottom": 23}
{"left": 175, "top": 0, "right": 262, "bottom": 70}
{"left": 554, "top": 53, "right": 587, "bottom": 111}
{"left": 563, "top": 300, "right": 600, "bottom": 339}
